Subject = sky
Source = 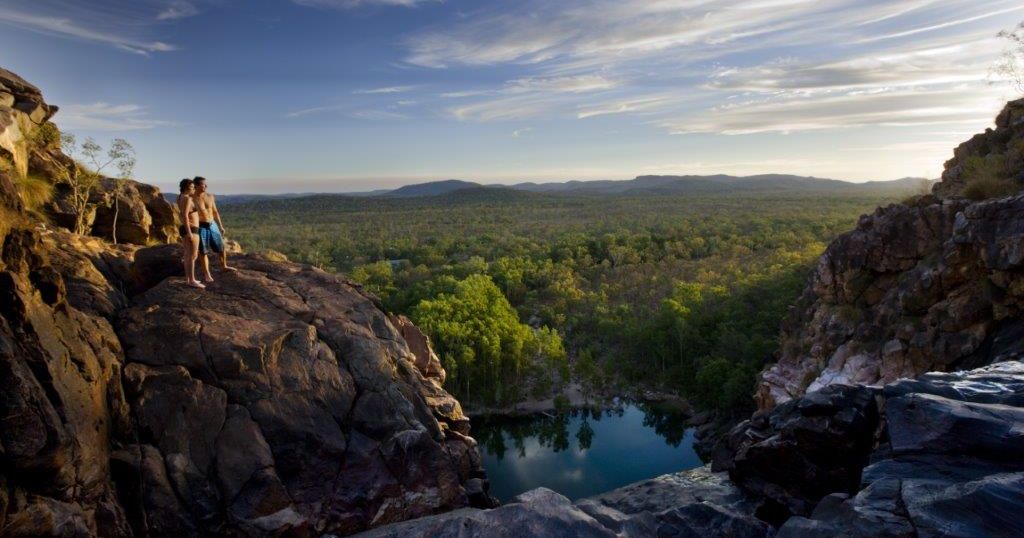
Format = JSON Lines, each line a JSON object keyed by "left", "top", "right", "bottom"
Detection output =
{"left": 0, "top": 0, "right": 1021, "bottom": 194}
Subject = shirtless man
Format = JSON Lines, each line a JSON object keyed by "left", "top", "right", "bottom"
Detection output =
{"left": 192, "top": 176, "right": 235, "bottom": 282}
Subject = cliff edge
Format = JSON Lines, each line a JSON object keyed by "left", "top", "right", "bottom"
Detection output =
{"left": 758, "top": 98, "right": 1024, "bottom": 410}
{"left": 0, "top": 68, "right": 492, "bottom": 537}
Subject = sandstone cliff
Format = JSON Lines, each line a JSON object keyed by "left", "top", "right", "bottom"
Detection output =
{"left": 0, "top": 68, "right": 492, "bottom": 537}
{"left": 758, "top": 98, "right": 1024, "bottom": 410}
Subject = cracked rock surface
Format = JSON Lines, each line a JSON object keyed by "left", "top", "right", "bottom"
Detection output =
{"left": 0, "top": 225, "right": 493, "bottom": 537}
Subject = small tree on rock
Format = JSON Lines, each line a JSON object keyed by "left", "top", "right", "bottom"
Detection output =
{"left": 79, "top": 137, "right": 136, "bottom": 243}
{"left": 995, "top": 22, "right": 1024, "bottom": 94}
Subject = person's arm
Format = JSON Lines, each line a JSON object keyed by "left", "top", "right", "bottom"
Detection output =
{"left": 211, "top": 194, "right": 226, "bottom": 235}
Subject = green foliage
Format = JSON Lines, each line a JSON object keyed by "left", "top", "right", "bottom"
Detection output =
{"left": 961, "top": 154, "right": 1018, "bottom": 200}
{"left": 30, "top": 122, "right": 61, "bottom": 149}
{"left": 225, "top": 190, "right": 906, "bottom": 413}
{"left": 553, "top": 394, "right": 571, "bottom": 414}
{"left": 411, "top": 274, "right": 567, "bottom": 406}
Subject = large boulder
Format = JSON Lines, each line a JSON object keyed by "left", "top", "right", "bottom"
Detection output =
{"left": 712, "top": 384, "right": 881, "bottom": 522}
{"left": 112, "top": 252, "right": 492, "bottom": 535}
{"left": 91, "top": 177, "right": 179, "bottom": 245}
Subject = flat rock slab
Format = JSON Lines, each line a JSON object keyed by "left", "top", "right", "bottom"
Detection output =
{"left": 352, "top": 466, "right": 772, "bottom": 538}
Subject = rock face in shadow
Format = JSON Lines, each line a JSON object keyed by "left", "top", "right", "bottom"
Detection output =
{"left": 777, "top": 361, "right": 1024, "bottom": 538}
{"left": 758, "top": 99, "right": 1024, "bottom": 410}
{"left": 352, "top": 466, "right": 771, "bottom": 538}
{"left": 712, "top": 384, "right": 881, "bottom": 521}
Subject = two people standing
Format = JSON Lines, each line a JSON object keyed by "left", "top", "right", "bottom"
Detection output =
{"left": 177, "top": 176, "right": 235, "bottom": 289}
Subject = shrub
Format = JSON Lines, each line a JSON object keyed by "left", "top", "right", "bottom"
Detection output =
{"left": 31, "top": 122, "right": 61, "bottom": 149}
{"left": 961, "top": 154, "right": 1019, "bottom": 200}
{"left": 14, "top": 174, "right": 54, "bottom": 216}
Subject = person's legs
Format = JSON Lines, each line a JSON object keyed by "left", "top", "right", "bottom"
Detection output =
{"left": 181, "top": 237, "right": 192, "bottom": 282}
{"left": 189, "top": 236, "right": 203, "bottom": 285}
{"left": 198, "top": 223, "right": 215, "bottom": 282}
{"left": 211, "top": 222, "right": 235, "bottom": 272}
{"left": 220, "top": 250, "right": 236, "bottom": 271}
{"left": 200, "top": 253, "right": 213, "bottom": 282}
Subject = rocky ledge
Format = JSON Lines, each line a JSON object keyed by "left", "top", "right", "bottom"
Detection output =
{"left": 351, "top": 466, "right": 769, "bottom": 538}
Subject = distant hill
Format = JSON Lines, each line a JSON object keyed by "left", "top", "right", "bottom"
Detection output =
{"left": 185, "top": 175, "right": 932, "bottom": 202}
{"left": 383, "top": 179, "right": 482, "bottom": 197}
{"left": 426, "top": 186, "right": 541, "bottom": 203}
{"left": 511, "top": 175, "right": 931, "bottom": 196}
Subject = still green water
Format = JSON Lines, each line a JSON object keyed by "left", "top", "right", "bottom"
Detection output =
{"left": 473, "top": 402, "right": 703, "bottom": 502}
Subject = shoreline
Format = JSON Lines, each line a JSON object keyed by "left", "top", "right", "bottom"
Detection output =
{"left": 464, "top": 382, "right": 693, "bottom": 418}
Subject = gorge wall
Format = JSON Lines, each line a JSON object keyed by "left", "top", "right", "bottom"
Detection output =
{"left": 758, "top": 98, "right": 1024, "bottom": 410}
{"left": 0, "top": 68, "right": 493, "bottom": 537}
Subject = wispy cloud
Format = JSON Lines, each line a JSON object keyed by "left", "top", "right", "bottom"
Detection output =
{"left": 292, "top": 0, "right": 438, "bottom": 9}
{"left": 0, "top": 9, "right": 176, "bottom": 54}
{"left": 662, "top": 87, "right": 1004, "bottom": 135}
{"left": 58, "top": 103, "right": 172, "bottom": 130}
{"left": 856, "top": 5, "right": 1024, "bottom": 43}
{"left": 449, "top": 75, "right": 619, "bottom": 121}
{"left": 406, "top": 0, "right": 1014, "bottom": 138}
{"left": 353, "top": 86, "right": 415, "bottom": 94}
{"left": 157, "top": 1, "right": 200, "bottom": 21}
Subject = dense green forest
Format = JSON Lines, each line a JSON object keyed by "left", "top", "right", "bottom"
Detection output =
{"left": 224, "top": 188, "right": 911, "bottom": 413}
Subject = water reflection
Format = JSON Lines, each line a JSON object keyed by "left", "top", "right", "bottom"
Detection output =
{"left": 473, "top": 402, "right": 702, "bottom": 502}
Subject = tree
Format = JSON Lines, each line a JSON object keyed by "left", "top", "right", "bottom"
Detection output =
{"left": 995, "top": 22, "right": 1024, "bottom": 94}
{"left": 50, "top": 134, "right": 136, "bottom": 237}
{"left": 52, "top": 133, "right": 98, "bottom": 235}
{"left": 81, "top": 137, "right": 136, "bottom": 244}
{"left": 411, "top": 274, "right": 567, "bottom": 406}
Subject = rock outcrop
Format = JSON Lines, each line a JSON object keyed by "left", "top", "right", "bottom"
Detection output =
{"left": 712, "top": 385, "right": 880, "bottom": 522}
{"left": 0, "top": 68, "right": 57, "bottom": 178}
{"left": 759, "top": 99, "right": 1024, "bottom": 410}
{"left": 0, "top": 67, "right": 492, "bottom": 537}
{"left": 353, "top": 466, "right": 770, "bottom": 538}
{"left": 90, "top": 178, "right": 178, "bottom": 245}
{"left": 933, "top": 98, "right": 1024, "bottom": 199}
{"left": 777, "top": 361, "right": 1024, "bottom": 537}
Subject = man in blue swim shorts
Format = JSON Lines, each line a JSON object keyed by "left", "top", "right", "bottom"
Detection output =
{"left": 192, "top": 176, "right": 236, "bottom": 282}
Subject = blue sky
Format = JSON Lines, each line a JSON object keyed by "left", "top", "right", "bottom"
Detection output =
{"left": 1, "top": 0, "right": 1021, "bottom": 193}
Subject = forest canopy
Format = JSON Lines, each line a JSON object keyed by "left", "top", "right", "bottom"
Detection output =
{"left": 225, "top": 189, "right": 910, "bottom": 413}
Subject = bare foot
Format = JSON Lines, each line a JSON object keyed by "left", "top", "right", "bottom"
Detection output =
{"left": 222, "top": 266, "right": 238, "bottom": 273}
{"left": 188, "top": 280, "right": 206, "bottom": 289}
{"left": 203, "top": 275, "right": 215, "bottom": 283}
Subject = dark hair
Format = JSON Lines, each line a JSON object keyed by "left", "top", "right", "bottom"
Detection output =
{"left": 179, "top": 178, "right": 193, "bottom": 193}
{"left": 193, "top": 176, "right": 207, "bottom": 185}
